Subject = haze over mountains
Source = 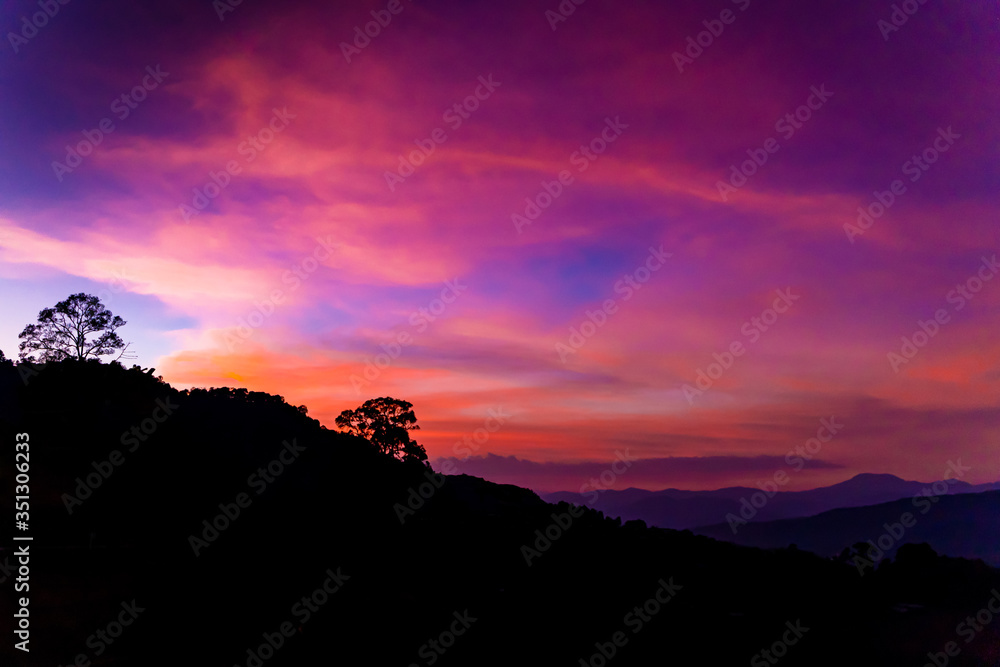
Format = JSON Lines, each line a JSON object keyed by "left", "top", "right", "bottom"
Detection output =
{"left": 545, "top": 473, "right": 1000, "bottom": 564}
{"left": 695, "top": 490, "right": 1000, "bottom": 566}
{"left": 544, "top": 472, "right": 1000, "bottom": 531}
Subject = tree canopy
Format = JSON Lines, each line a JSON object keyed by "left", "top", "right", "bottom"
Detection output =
{"left": 18, "top": 292, "right": 132, "bottom": 363}
{"left": 335, "top": 397, "right": 427, "bottom": 464}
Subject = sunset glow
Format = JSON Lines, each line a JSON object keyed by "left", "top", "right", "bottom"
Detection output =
{"left": 2, "top": 0, "right": 998, "bottom": 493}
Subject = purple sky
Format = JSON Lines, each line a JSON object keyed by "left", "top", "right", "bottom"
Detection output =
{"left": 1, "top": 0, "right": 999, "bottom": 493}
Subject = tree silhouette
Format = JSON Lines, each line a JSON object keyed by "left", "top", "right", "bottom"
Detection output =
{"left": 335, "top": 397, "right": 427, "bottom": 463}
{"left": 18, "top": 293, "right": 133, "bottom": 363}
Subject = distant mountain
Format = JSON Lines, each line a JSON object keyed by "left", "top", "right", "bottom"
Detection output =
{"left": 543, "top": 472, "right": 1000, "bottom": 530}
{"left": 692, "top": 490, "right": 1000, "bottom": 566}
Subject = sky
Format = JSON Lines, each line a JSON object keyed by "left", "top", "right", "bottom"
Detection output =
{"left": 1, "top": 0, "right": 998, "bottom": 494}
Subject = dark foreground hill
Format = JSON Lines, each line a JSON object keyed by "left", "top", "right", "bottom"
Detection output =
{"left": 1, "top": 360, "right": 1000, "bottom": 666}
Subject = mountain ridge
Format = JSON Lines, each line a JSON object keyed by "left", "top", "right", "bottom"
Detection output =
{"left": 692, "top": 489, "right": 1000, "bottom": 566}
{"left": 542, "top": 471, "right": 1000, "bottom": 531}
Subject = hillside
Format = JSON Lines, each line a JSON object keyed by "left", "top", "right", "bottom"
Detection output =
{"left": 1, "top": 359, "right": 999, "bottom": 666}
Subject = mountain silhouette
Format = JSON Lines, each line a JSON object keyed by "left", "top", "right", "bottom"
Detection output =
{"left": 544, "top": 472, "right": 1000, "bottom": 531}
{"left": 692, "top": 490, "right": 1000, "bottom": 566}
{"left": 1, "top": 359, "right": 999, "bottom": 666}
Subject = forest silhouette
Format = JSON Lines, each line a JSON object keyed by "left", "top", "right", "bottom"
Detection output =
{"left": 1, "top": 357, "right": 999, "bottom": 666}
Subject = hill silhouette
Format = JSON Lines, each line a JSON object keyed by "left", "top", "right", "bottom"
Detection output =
{"left": 693, "top": 490, "right": 1000, "bottom": 566}
{"left": 1, "top": 359, "right": 999, "bottom": 666}
{"left": 544, "top": 472, "right": 1000, "bottom": 532}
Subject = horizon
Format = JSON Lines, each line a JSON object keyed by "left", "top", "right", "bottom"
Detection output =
{"left": 5, "top": 357, "right": 1000, "bottom": 665}
{"left": 2, "top": 0, "right": 999, "bottom": 494}
{"left": 11, "top": 353, "right": 997, "bottom": 495}
{"left": 531, "top": 470, "right": 999, "bottom": 496}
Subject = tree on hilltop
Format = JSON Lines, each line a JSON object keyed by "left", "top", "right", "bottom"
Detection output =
{"left": 335, "top": 397, "right": 427, "bottom": 464}
{"left": 18, "top": 292, "right": 134, "bottom": 363}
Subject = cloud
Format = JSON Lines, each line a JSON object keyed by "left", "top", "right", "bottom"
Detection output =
{"left": 2, "top": 0, "right": 998, "bottom": 494}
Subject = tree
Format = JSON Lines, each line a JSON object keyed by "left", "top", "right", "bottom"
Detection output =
{"left": 335, "top": 397, "right": 427, "bottom": 463}
{"left": 18, "top": 293, "right": 133, "bottom": 363}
